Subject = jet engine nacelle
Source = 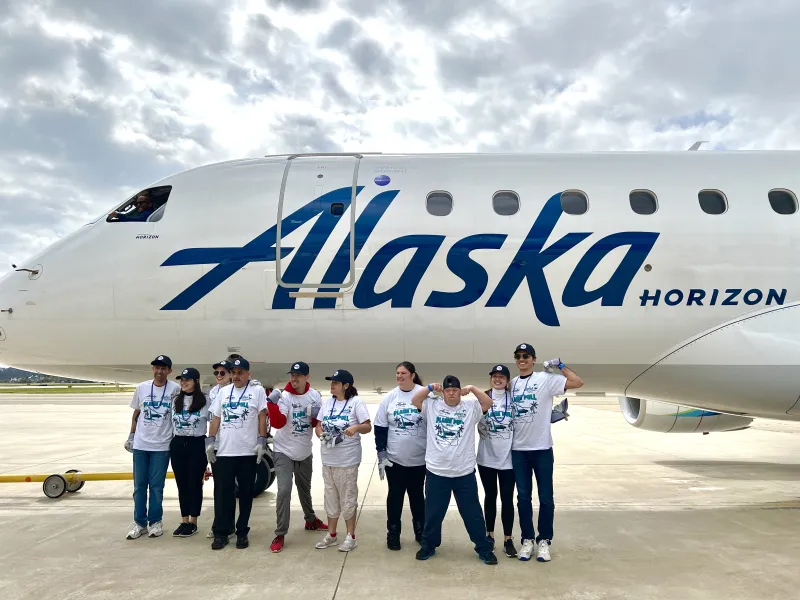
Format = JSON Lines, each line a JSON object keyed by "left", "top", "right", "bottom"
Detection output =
{"left": 618, "top": 396, "right": 753, "bottom": 433}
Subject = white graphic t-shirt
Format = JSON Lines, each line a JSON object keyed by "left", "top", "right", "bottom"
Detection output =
{"left": 171, "top": 395, "right": 210, "bottom": 437}
{"left": 422, "top": 395, "right": 483, "bottom": 478}
{"left": 374, "top": 385, "right": 427, "bottom": 467}
{"left": 131, "top": 379, "right": 180, "bottom": 452}
{"left": 510, "top": 372, "right": 567, "bottom": 451}
{"left": 211, "top": 382, "right": 267, "bottom": 457}
{"left": 318, "top": 395, "right": 371, "bottom": 467}
{"left": 273, "top": 386, "right": 322, "bottom": 461}
{"left": 477, "top": 388, "right": 514, "bottom": 470}
{"left": 207, "top": 384, "right": 225, "bottom": 449}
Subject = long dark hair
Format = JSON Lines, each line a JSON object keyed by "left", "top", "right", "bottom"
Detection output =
{"left": 343, "top": 383, "right": 358, "bottom": 400}
{"left": 175, "top": 379, "right": 207, "bottom": 413}
{"left": 396, "top": 361, "right": 423, "bottom": 385}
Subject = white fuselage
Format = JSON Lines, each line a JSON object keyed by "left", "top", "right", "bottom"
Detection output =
{"left": 1, "top": 151, "right": 799, "bottom": 422}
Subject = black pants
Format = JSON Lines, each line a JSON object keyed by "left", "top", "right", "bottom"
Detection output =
{"left": 512, "top": 448, "right": 555, "bottom": 543}
{"left": 477, "top": 464, "right": 515, "bottom": 537}
{"left": 385, "top": 463, "right": 426, "bottom": 533}
{"left": 213, "top": 455, "right": 256, "bottom": 536}
{"left": 421, "top": 470, "right": 492, "bottom": 556}
{"left": 170, "top": 436, "right": 208, "bottom": 518}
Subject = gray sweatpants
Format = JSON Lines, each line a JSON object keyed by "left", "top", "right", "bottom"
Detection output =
{"left": 274, "top": 451, "right": 317, "bottom": 536}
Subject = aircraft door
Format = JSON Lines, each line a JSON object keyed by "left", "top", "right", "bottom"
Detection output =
{"left": 272, "top": 154, "right": 363, "bottom": 309}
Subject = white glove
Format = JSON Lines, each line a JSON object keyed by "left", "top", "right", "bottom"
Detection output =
{"left": 205, "top": 436, "right": 217, "bottom": 464}
{"left": 377, "top": 451, "right": 393, "bottom": 481}
{"left": 124, "top": 433, "right": 134, "bottom": 453}
{"left": 254, "top": 436, "right": 267, "bottom": 464}
{"left": 542, "top": 358, "right": 564, "bottom": 373}
{"left": 267, "top": 389, "right": 282, "bottom": 404}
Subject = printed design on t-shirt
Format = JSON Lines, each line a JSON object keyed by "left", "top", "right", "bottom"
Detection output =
{"left": 222, "top": 394, "right": 253, "bottom": 429}
{"left": 291, "top": 403, "right": 310, "bottom": 435}
{"left": 512, "top": 381, "right": 539, "bottom": 423}
{"left": 173, "top": 410, "right": 200, "bottom": 431}
{"left": 478, "top": 406, "right": 513, "bottom": 440}
{"left": 433, "top": 407, "right": 467, "bottom": 447}
{"left": 142, "top": 393, "right": 172, "bottom": 426}
{"left": 320, "top": 405, "right": 352, "bottom": 437}
{"left": 391, "top": 403, "right": 423, "bottom": 436}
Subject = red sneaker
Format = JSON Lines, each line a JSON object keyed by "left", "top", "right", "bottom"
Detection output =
{"left": 270, "top": 535, "right": 284, "bottom": 553}
{"left": 305, "top": 518, "right": 328, "bottom": 531}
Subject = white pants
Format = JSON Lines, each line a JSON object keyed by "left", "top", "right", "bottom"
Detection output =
{"left": 321, "top": 464, "right": 359, "bottom": 520}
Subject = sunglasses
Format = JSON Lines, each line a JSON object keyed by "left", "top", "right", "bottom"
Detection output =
{"left": 213, "top": 370, "right": 229, "bottom": 376}
{"left": 514, "top": 353, "right": 532, "bottom": 360}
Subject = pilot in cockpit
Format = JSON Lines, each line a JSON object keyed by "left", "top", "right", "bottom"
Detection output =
{"left": 109, "top": 192, "right": 154, "bottom": 222}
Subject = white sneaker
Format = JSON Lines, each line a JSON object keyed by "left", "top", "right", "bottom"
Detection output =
{"left": 536, "top": 540, "right": 551, "bottom": 562}
{"left": 147, "top": 521, "right": 164, "bottom": 538}
{"left": 518, "top": 539, "right": 535, "bottom": 561}
{"left": 206, "top": 529, "right": 214, "bottom": 539}
{"left": 338, "top": 533, "right": 358, "bottom": 552}
{"left": 126, "top": 523, "right": 146, "bottom": 540}
{"left": 315, "top": 532, "right": 340, "bottom": 549}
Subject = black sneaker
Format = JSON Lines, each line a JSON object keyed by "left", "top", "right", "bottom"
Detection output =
{"left": 211, "top": 535, "right": 228, "bottom": 550}
{"left": 387, "top": 532, "right": 401, "bottom": 551}
{"left": 480, "top": 551, "right": 498, "bottom": 565}
{"left": 504, "top": 538, "right": 517, "bottom": 558}
{"left": 184, "top": 523, "right": 197, "bottom": 537}
{"left": 173, "top": 523, "right": 188, "bottom": 537}
{"left": 415, "top": 546, "right": 435, "bottom": 561}
{"left": 236, "top": 533, "right": 249, "bottom": 549}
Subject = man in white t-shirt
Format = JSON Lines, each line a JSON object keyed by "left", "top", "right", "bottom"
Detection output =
{"left": 205, "top": 357, "right": 268, "bottom": 551}
{"left": 204, "top": 358, "right": 233, "bottom": 539}
{"left": 123, "top": 354, "right": 180, "bottom": 540}
{"left": 410, "top": 376, "right": 497, "bottom": 565}
{"left": 510, "top": 343, "right": 583, "bottom": 563}
{"left": 267, "top": 361, "right": 327, "bottom": 553}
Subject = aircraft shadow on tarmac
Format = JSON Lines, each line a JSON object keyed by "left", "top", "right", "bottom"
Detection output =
{"left": 655, "top": 460, "right": 800, "bottom": 481}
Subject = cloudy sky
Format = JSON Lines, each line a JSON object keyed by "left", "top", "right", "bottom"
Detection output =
{"left": 1, "top": 0, "right": 799, "bottom": 275}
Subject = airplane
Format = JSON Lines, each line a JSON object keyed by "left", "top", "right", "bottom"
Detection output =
{"left": 1, "top": 150, "right": 800, "bottom": 437}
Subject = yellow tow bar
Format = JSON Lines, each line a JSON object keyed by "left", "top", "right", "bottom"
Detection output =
{"left": 0, "top": 469, "right": 178, "bottom": 499}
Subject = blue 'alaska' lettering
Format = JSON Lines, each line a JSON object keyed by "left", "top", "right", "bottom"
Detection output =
{"left": 485, "top": 193, "right": 591, "bottom": 327}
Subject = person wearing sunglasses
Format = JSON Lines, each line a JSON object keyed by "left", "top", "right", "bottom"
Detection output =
{"left": 477, "top": 364, "right": 517, "bottom": 558}
{"left": 170, "top": 367, "right": 210, "bottom": 537}
{"left": 374, "top": 361, "right": 427, "bottom": 551}
{"left": 313, "top": 370, "right": 371, "bottom": 553}
{"left": 510, "top": 343, "right": 583, "bottom": 563}
{"left": 410, "top": 376, "right": 497, "bottom": 565}
{"left": 204, "top": 359, "right": 233, "bottom": 539}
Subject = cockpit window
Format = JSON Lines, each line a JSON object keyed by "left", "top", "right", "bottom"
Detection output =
{"left": 106, "top": 186, "right": 171, "bottom": 223}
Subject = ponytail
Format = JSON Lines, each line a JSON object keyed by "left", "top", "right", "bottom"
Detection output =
{"left": 396, "top": 361, "right": 423, "bottom": 385}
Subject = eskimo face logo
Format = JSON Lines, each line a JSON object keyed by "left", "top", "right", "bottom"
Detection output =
{"left": 182, "top": 369, "right": 188, "bottom": 375}
{"left": 333, "top": 370, "right": 339, "bottom": 376}
{"left": 294, "top": 364, "right": 300, "bottom": 370}
{"left": 235, "top": 360, "right": 241, "bottom": 366}
{"left": 496, "top": 366, "right": 502, "bottom": 371}
{"left": 519, "top": 345, "right": 527, "bottom": 350}
{"left": 158, "top": 355, "right": 164, "bottom": 360}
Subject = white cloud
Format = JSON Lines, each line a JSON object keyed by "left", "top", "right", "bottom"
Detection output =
{"left": 1, "top": 0, "right": 800, "bottom": 273}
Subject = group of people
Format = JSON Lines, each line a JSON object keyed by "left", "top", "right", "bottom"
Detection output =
{"left": 123, "top": 343, "right": 583, "bottom": 565}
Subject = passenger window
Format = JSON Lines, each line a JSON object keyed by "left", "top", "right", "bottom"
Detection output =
{"left": 629, "top": 190, "right": 658, "bottom": 215}
{"left": 768, "top": 189, "right": 798, "bottom": 215}
{"left": 426, "top": 191, "right": 453, "bottom": 216}
{"left": 698, "top": 189, "right": 727, "bottom": 215}
{"left": 331, "top": 203, "right": 345, "bottom": 216}
{"left": 107, "top": 186, "right": 172, "bottom": 223}
{"left": 493, "top": 191, "right": 520, "bottom": 216}
{"left": 560, "top": 190, "right": 588, "bottom": 215}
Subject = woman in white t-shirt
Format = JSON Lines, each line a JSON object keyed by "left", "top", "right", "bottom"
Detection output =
{"left": 170, "top": 367, "right": 210, "bottom": 538}
{"left": 477, "top": 364, "right": 517, "bottom": 558}
{"left": 313, "top": 369, "right": 372, "bottom": 553}
{"left": 374, "top": 361, "right": 427, "bottom": 551}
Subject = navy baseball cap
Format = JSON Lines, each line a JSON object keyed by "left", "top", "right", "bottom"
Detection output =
{"left": 212, "top": 359, "right": 232, "bottom": 370}
{"left": 288, "top": 361, "right": 310, "bottom": 375}
{"left": 442, "top": 375, "right": 461, "bottom": 389}
{"left": 177, "top": 367, "right": 200, "bottom": 380}
{"left": 325, "top": 369, "right": 354, "bottom": 385}
{"left": 490, "top": 364, "right": 511, "bottom": 379}
{"left": 230, "top": 357, "right": 250, "bottom": 371}
{"left": 151, "top": 355, "right": 172, "bottom": 368}
{"left": 514, "top": 343, "right": 535, "bottom": 356}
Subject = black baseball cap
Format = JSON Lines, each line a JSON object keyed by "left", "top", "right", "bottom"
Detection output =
{"left": 212, "top": 359, "right": 232, "bottom": 371}
{"left": 325, "top": 369, "right": 354, "bottom": 385}
{"left": 230, "top": 357, "right": 250, "bottom": 371}
{"left": 177, "top": 367, "right": 200, "bottom": 380}
{"left": 288, "top": 361, "right": 310, "bottom": 375}
{"left": 514, "top": 343, "right": 535, "bottom": 356}
{"left": 490, "top": 364, "right": 511, "bottom": 379}
{"left": 442, "top": 375, "right": 461, "bottom": 389}
{"left": 151, "top": 355, "right": 172, "bottom": 368}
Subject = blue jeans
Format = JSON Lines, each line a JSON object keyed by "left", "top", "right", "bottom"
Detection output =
{"left": 512, "top": 448, "right": 554, "bottom": 543}
{"left": 133, "top": 449, "right": 170, "bottom": 527}
{"left": 421, "top": 470, "right": 493, "bottom": 556}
